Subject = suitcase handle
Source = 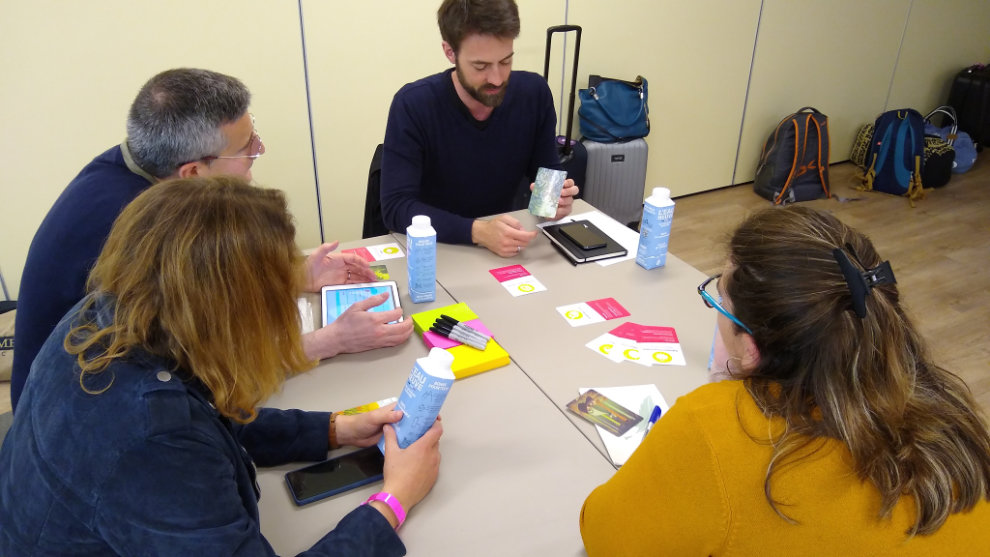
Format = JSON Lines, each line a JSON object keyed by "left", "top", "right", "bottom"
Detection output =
{"left": 544, "top": 25, "right": 582, "bottom": 155}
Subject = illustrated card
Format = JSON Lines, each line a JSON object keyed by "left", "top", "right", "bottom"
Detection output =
{"left": 566, "top": 389, "right": 643, "bottom": 437}
{"left": 370, "top": 264, "right": 390, "bottom": 280}
{"left": 528, "top": 167, "right": 567, "bottom": 217}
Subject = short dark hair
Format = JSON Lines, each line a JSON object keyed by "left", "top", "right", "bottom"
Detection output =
{"left": 125, "top": 68, "right": 250, "bottom": 178}
{"left": 437, "top": 0, "right": 520, "bottom": 53}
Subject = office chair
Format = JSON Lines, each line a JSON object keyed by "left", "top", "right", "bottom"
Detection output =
{"left": 362, "top": 143, "right": 390, "bottom": 239}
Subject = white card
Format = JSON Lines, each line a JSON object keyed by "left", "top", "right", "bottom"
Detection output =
{"left": 557, "top": 302, "right": 605, "bottom": 327}
{"left": 500, "top": 275, "right": 547, "bottom": 297}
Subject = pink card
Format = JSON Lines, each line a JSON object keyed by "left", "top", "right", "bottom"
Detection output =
{"left": 342, "top": 247, "right": 375, "bottom": 262}
{"left": 609, "top": 322, "right": 679, "bottom": 344}
{"left": 586, "top": 298, "right": 630, "bottom": 320}
{"left": 489, "top": 264, "right": 531, "bottom": 282}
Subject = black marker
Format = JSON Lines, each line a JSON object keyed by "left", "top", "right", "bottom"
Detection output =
{"left": 430, "top": 323, "right": 487, "bottom": 351}
{"left": 438, "top": 314, "right": 491, "bottom": 342}
{"left": 433, "top": 318, "right": 489, "bottom": 347}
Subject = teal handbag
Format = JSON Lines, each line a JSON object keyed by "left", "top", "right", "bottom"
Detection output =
{"left": 578, "top": 75, "right": 650, "bottom": 143}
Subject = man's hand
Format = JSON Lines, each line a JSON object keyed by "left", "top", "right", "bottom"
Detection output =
{"left": 471, "top": 214, "right": 538, "bottom": 257}
{"left": 302, "top": 292, "right": 414, "bottom": 360}
{"left": 304, "top": 241, "right": 377, "bottom": 292}
{"left": 551, "top": 178, "right": 579, "bottom": 221}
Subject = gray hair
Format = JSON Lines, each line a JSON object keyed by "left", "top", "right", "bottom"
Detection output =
{"left": 125, "top": 68, "right": 251, "bottom": 178}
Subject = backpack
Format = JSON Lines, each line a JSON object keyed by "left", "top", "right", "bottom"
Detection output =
{"left": 754, "top": 107, "right": 831, "bottom": 205}
{"left": 860, "top": 109, "right": 926, "bottom": 203}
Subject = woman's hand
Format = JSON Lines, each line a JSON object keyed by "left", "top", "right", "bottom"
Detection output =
{"left": 334, "top": 404, "right": 402, "bottom": 448}
{"left": 376, "top": 418, "right": 443, "bottom": 519}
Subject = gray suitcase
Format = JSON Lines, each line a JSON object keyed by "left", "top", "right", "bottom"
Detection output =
{"left": 581, "top": 138, "right": 648, "bottom": 227}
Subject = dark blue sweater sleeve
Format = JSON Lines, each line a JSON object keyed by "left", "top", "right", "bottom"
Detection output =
{"left": 380, "top": 87, "right": 477, "bottom": 244}
{"left": 234, "top": 408, "right": 330, "bottom": 467}
{"left": 301, "top": 505, "right": 406, "bottom": 557}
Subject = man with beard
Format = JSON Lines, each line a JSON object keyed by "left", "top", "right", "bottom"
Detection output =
{"left": 380, "top": 0, "right": 578, "bottom": 257}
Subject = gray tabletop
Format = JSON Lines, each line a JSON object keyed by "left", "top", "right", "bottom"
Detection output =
{"left": 420, "top": 201, "right": 716, "bottom": 461}
{"left": 257, "top": 201, "right": 715, "bottom": 555}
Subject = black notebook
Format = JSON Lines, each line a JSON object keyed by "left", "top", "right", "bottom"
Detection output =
{"left": 541, "top": 220, "right": 628, "bottom": 264}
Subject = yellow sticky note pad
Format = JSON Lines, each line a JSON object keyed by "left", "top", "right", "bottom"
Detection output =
{"left": 410, "top": 303, "right": 510, "bottom": 380}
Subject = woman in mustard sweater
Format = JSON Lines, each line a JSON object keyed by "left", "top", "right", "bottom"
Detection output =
{"left": 580, "top": 206, "right": 990, "bottom": 555}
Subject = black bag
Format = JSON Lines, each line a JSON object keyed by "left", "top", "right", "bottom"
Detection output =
{"left": 921, "top": 107, "right": 956, "bottom": 189}
{"left": 753, "top": 107, "right": 831, "bottom": 204}
{"left": 543, "top": 25, "right": 587, "bottom": 197}
{"left": 947, "top": 63, "right": 990, "bottom": 150}
{"left": 922, "top": 137, "right": 955, "bottom": 189}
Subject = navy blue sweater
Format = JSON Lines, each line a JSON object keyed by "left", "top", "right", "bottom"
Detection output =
{"left": 11, "top": 145, "right": 152, "bottom": 410}
{"left": 380, "top": 69, "right": 561, "bottom": 244}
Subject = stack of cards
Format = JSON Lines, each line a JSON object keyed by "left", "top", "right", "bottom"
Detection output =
{"left": 572, "top": 385, "right": 670, "bottom": 466}
{"left": 566, "top": 390, "right": 643, "bottom": 437}
{"left": 586, "top": 322, "right": 686, "bottom": 367}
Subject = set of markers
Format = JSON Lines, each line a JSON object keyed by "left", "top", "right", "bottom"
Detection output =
{"left": 429, "top": 314, "right": 490, "bottom": 351}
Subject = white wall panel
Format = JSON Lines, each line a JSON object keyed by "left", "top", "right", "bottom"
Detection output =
{"left": 887, "top": 0, "right": 990, "bottom": 112}
{"left": 0, "top": 0, "right": 316, "bottom": 297}
{"left": 569, "top": 0, "right": 762, "bottom": 197}
{"left": 302, "top": 0, "right": 567, "bottom": 244}
{"left": 736, "top": 0, "right": 908, "bottom": 182}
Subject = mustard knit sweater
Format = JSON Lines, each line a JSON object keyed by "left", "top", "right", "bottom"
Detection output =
{"left": 580, "top": 380, "right": 990, "bottom": 556}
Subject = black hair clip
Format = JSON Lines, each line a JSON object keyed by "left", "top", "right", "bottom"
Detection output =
{"left": 832, "top": 244, "right": 896, "bottom": 319}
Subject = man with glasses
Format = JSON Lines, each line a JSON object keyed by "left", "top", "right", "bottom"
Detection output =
{"left": 11, "top": 68, "right": 411, "bottom": 411}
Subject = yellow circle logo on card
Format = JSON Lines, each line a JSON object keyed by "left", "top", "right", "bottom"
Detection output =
{"left": 383, "top": 247, "right": 399, "bottom": 254}
{"left": 565, "top": 310, "right": 583, "bottom": 320}
{"left": 652, "top": 351, "right": 673, "bottom": 364}
{"left": 623, "top": 348, "right": 640, "bottom": 360}
{"left": 598, "top": 343, "right": 613, "bottom": 355}
{"left": 518, "top": 283, "right": 535, "bottom": 293}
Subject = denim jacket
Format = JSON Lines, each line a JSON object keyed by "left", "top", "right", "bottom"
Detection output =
{"left": 0, "top": 296, "right": 405, "bottom": 556}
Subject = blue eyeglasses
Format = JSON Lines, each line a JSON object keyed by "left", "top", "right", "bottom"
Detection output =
{"left": 698, "top": 274, "right": 753, "bottom": 335}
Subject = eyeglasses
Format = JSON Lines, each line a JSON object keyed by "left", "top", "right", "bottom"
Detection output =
{"left": 205, "top": 113, "right": 265, "bottom": 162}
{"left": 698, "top": 273, "right": 753, "bottom": 335}
{"left": 177, "top": 113, "right": 265, "bottom": 168}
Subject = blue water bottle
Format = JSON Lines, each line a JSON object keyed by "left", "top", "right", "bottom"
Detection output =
{"left": 636, "top": 187, "right": 675, "bottom": 270}
{"left": 407, "top": 215, "right": 436, "bottom": 303}
{"left": 379, "top": 347, "right": 455, "bottom": 452}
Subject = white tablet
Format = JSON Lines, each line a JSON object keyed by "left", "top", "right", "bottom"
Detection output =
{"left": 320, "top": 281, "right": 402, "bottom": 327}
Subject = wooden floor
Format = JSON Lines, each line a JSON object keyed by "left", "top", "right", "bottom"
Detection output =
{"left": 3, "top": 159, "right": 988, "bottom": 418}
{"left": 670, "top": 157, "right": 990, "bottom": 417}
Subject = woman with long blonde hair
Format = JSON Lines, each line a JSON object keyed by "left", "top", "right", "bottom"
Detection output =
{"left": 581, "top": 206, "right": 990, "bottom": 555}
{"left": 0, "top": 176, "right": 440, "bottom": 556}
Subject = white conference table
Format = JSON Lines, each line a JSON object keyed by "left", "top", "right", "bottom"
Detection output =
{"left": 257, "top": 200, "right": 715, "bottom": 555}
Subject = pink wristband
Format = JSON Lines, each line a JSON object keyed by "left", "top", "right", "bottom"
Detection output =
{"left": 364, "top": 492, "right": 406, "bottom": 529}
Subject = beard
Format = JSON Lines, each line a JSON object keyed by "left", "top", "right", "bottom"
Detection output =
{"left": 455, "top": 63, "right": 509, "bottom": 108}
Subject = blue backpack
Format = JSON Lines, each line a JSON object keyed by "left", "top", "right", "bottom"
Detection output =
{"left": 860, "top": 109, "right": 926, "bottom": 204}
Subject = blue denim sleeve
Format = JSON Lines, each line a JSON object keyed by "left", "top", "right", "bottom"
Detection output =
{"left": 301, "top": 505, "right": 406, "bottom": 557}
{"left": 234, "top": 407, "right": 331, "bottom": 466}
{"left": 96, "top": 424, "right": 404, "bottom": 556}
